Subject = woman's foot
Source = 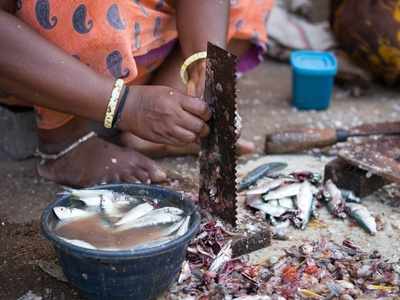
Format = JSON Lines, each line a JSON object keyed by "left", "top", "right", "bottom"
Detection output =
{"left": 37, "top": 120, "right": 166, "bottom": 187}
{"left": 119, "top": 132, "right": 255, "bottom": 158}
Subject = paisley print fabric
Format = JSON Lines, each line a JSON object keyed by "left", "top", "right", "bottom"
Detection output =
{"left": 16, "top": 0, "right": 274, "bottom": 129}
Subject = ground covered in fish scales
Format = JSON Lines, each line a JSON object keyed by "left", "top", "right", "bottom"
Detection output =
{"left": 1, "top": 60, "right": 400, "bottom": 299}
{"left": 165, "top": 223, "right": 400, "bottom": 299}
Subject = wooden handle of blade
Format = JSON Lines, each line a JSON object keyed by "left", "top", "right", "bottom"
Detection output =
{"left": 264, "top": 128, "right": 339, "bottom": 154}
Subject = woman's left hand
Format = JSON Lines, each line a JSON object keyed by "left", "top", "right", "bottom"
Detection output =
{"left": 186, "top": 60, "right": 206, "bottom": 97}
{"left": 185, "top": 59, "right": 255, "bottom": 154}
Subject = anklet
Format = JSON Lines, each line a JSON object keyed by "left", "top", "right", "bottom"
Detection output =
{"left": 35, "top": 131, "right": 97, "bottom": 165}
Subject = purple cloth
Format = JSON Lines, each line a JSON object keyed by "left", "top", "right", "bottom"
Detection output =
{"left": 237, "top": 45, "right": 265, "bottom": 76}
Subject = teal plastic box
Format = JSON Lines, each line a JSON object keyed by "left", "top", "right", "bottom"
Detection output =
{"left": 290, "top": 51, "right": 337, "bottom": 110}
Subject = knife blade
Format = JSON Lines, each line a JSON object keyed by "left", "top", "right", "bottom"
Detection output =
{"left": 264, "top": 121, "right": 400, "bottom": 154}
{"left": 198, "top": 42, "right": 238, "bottom": 226}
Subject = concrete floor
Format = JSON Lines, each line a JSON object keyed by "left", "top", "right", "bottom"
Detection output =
{"left": 1, "top": 59, "right": 400, "bottom": 296}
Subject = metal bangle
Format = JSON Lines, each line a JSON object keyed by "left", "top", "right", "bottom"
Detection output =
{"left": 180, "top": 51, "right": 207, "bottom": 85}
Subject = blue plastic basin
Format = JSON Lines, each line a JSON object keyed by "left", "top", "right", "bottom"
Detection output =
{"left": 41, "top": 184, "right": 201, "bottom": 300}
{"left": 290, "top": 51, "right": 337, "bottom": 110}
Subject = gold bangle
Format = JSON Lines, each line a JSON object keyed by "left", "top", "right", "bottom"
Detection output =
{"left": 180, "top": 51, "right": 207, "bottom": 85}
{"left": 104, "top": 79, "right": 125, "bottom": 129}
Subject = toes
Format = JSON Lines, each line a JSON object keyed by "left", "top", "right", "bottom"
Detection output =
{"left": 134, "top": 156, "right": 166, "bottom": 183}
{"left": 237, "top": 139, "right": 256, "bottom": 155}
{"left": 132, "top": 168, "right": 150, "bottom": 183}
{"left": 121, "top": 173, "right": 140, "bottom": 184}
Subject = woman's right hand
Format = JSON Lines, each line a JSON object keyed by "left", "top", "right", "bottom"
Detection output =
{"left": 120, "top": 85, "right": 211, "bottom": 146}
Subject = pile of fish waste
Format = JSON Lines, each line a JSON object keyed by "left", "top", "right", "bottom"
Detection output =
{"left": 52, "top": 188, "right": 190, "bottom": 251}
{"left": 241, "top": 163, "right": 377, "bottom": 236}
{"left": 168, "top": 221, "right": 400, "bottom": 299}
{"left": 168, "top": 220, "right": 259, "bottom": 299}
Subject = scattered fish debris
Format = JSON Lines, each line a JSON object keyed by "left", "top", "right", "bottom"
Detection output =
{"left": 209, "top": 240, "right": 233, "bottom": 273}
{"left": 178, "top": 261, "right": 192, "bottom": 284}
{"left": 242, "top": 164, "right": 377, "bottom": 235}
{"left": 53, "top": 188, "right": 190, "bottom": 251}
{"left": 17, "top": 291, "right": 42, "bottom": 300}
{"left": 169, "top": 234, "right": 400, "bottom": 299}
{"left": 37, "top": 259, "right": 68, "bottom": 283}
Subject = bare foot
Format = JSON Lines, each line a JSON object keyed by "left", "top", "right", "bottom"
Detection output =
{"left": 37, "top": 135, "right": 167, "bottom": 188}
{"left": 119, "top": 132, "right": 255, "bottom": 158}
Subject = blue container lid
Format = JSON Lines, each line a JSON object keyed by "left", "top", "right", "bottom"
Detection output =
{"left": 291, "top": 51, "right": 337, "bottom": 76}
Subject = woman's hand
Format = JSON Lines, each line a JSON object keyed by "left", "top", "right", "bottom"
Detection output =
{"left": 121, "top": 85, "right": 211, "bottom": 146}
{"left": 186, "top": 60, "right": 206, "bottom": 97}
{"left": 185, "top": 58, "right": 256, "bottom": 155}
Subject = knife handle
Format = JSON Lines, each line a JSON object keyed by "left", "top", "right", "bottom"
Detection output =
{"left": 264, "top": 128, "right": 349, "bottom": 154}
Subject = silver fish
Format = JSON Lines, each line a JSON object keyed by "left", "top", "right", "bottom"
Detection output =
{"left": 209, "top": 240, "right": 232, "bottom": 273}
{"left": 60, "top": 237, "right": 96, "bottom": 250}
{"left": 178, "top": 260, "right": 192, "bottom": 284}
{"left": 294, "top": 181, "right": 313, "bottom": 230}
{"left": 238, "top": 162, "right": 288, "bottom": 191}
{"left": 63, "top": 187, "right": 113, "bottom": 200}
{"left": 115, "top": 202, "right": 154, "bottom": 226}
{"left": 341, "top": 190, "right": 361, "bottom": 203}
{"left": 247, "top": 197, "right": 292, "bottom": 217}
{"left": 311, "top": 198, "right": 319, "bottom": 218}
{"left": 245, "top": 178, "right": 291, "bottom": 196}
{"left": 53, "top": 206, "right": 96, "bottom": 221}
{"left": 346, "top": 203, "right": 377, "bottom": 235}
{"left": 272, "top": 220, "right": 291, "bottom": 240}
{"left": 158, "top": 217, "right": 187, "bottom": 237}
{"left": 263, "top": 183, "right": 302, "bottom": 201}
{"left": 176, "top": 216, "right": 191, "bottom": 237}
{"left": 268, "top": 215, "right": 279, "bottom": 226}
{"left": 324, "top": 180, "right": 347, "bottom": 218}
{"left": 148, "top": 206, "right": 184, "bottom": 216}
{"left": 115, "top": 211, "right": 183, "bottom": 232}
{"left": 64, "top": 188, "right": 138, "bottom": 216}
{"left": 277, "top": 197, "right": 295, "bottom": 210}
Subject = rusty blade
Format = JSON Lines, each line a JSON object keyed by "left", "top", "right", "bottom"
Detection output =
{"left": 199, "top": 43, "right": 238, "bottom": 226}
{"left": 349, "top": 121, "right": 400, "bottom": 136}
{"left": 339, "top": 137, "right": 400, "bottom": 184}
